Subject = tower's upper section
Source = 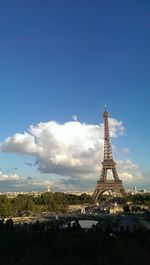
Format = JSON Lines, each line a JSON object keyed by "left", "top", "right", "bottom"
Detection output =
{"left": 103, "top": 108, "right": 113, "bottom": 160}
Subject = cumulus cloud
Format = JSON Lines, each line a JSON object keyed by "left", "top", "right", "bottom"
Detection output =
{"left": 0, "top": 117, "right": 146, "bottom": 190}
{"left": 0, "top": 171, "right": 51, "bottom": 192}
{"left": 117, "top": 160, "right": 143, "bottom": 182}
{"left": 0, "top": 172, "right": 20, "bottom": 182}
{"left": 1, "top": 118, "right": 123, "bottom": 177}
{"left": 2, "top": 132, "right": 39, "bottom": 154}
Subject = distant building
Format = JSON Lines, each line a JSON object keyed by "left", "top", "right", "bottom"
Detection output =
{"left": 65, "top": 191, "right": 93, "bottom": 196}
{"left": 68, "top": 204, "right": 86, "bottom": 213}
{"left": 0, "top": 191, "right": 43, "bottom": 198}
{"left": 45, "top": 185, "right": 51, "bottom": 193}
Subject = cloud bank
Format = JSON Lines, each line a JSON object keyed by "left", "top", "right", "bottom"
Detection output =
{"left": 0, "top": 171, "right": 51, "bottom": 192}
{"left": 0, "top": 118, "right": 147, "bottom": 191}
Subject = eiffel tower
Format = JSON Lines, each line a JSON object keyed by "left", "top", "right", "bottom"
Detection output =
{"left": 93, "top": 108, "right": 126, "bottom": 202}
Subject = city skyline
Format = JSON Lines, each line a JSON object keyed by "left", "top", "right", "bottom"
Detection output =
{"left": 0, "top": 1, "right": 150, "bottom": 191}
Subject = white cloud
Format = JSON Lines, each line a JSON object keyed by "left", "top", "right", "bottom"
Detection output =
{"left": 2, "top": 133, "right": 39, "bottom": 154}
{"left": 117, "top": 160, "right": 142, "bottom": 181}
{"left": 1, "top": 118, "right": 123, "bottom": 178}
{"left": 121, "top": 147, "right": 130, "bottom": 154}
{"left": 109, "top": 118, "right": 125, "bottom": 137}
{"left": 0, "top": 117, "right": 147, "bottom": 191}
{"left": 0, "top": 172, "right": 21, "bottom": 182}
{"left": 0, "top": 172, "right": 51, "bottom": 192}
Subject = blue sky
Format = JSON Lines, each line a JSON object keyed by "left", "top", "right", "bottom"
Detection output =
{"left": 0, "top": 0, "right": 150, "bottom": 191}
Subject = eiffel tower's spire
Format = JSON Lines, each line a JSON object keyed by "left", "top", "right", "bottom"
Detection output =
{"left": 93, "top": 109, "right": 126, "bottom": 202}
{"left": 103, "top": 109, "right": 113, "bottom": 160}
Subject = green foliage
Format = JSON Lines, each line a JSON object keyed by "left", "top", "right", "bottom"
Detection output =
{"left": 1, "top": 192, "right": 149, "bottom": 217}
{"left": 0, "top": 195, "right": 13, "bottom": 216}
{"left": 0, "top": 192, "right": 93, "bottom": 217}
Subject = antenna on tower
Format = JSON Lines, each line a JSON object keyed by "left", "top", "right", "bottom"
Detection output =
{"left": 101, "top": 104, "right": 107, "bottom": 112}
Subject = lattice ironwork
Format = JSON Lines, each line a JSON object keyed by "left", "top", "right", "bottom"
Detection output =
{"left": 93, "top": 109, "right": 126, "bottom": 202}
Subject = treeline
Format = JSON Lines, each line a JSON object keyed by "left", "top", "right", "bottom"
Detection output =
{"left": 104, "top": 193, "right": 150, "bottom": 204}
{"left": 129, "top": 193, "right": 150, "bottom": 205}
{"left": 0, "top": 192, "right": 93, "bottom": 217}
{"left": 122, "top": 194, "right": 150, "bottom": 205}
{"left": 0, "top": 192, "right": 150, "bottom": 217}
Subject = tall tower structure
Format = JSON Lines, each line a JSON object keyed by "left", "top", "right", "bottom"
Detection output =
{"left": 93, "top": 108, "right": 126, "bottom": 202}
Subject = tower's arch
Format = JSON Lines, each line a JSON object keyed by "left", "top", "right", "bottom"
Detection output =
{"left": 95, "top": 187, "right": 125, "bottom": 202}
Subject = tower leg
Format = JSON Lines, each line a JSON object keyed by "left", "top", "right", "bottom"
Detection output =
{"left": 112, "top": 168, "right": 119, "bottom": 181}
